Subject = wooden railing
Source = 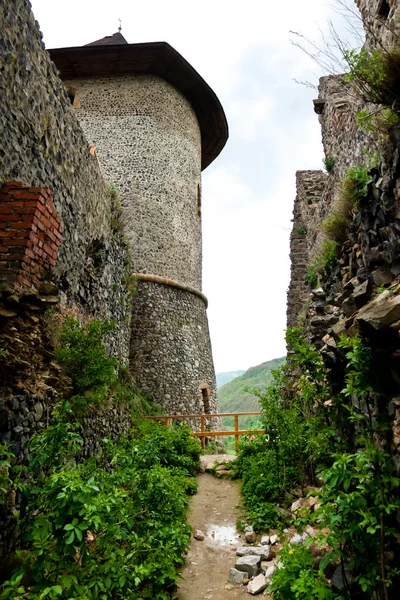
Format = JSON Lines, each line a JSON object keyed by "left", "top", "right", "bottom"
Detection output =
{"left": 145, "top": 412, "right": 264, "bottom": 452}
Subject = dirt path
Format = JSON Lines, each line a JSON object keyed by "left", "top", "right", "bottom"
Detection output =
{"left": 175, "top": 455, "right": 248, "bottom": 600}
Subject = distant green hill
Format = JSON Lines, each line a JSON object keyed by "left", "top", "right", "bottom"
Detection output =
{"left": 216, "top": 370, "right": 245, "bottom": 388}
{"left": 217, "top": 357, "right": 285, "bottom": 433}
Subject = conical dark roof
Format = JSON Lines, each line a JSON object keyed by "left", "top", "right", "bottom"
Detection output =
{"left": 85, "top": 32, "right": 128, "bottom": 46}
{"left": 49, "top": 39, "right": 228, "bottom": 170}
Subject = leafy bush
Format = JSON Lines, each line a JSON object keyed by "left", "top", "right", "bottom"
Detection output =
{"left": 305, "top": 240, "right": 338, "bottom": 287}
{"left": 1, "top": 318, "right": 201, "bottom": 600}
{"left": 321, "top": 240, "right": 338, "bottom": 269}
{"left": 269, "top": 545, "right": 337, "bottom": 600}
{"left": 234, "top": 332, "right": 327, "bottom": 530}
{"left": 107, "top": 182, "right": 119, "bottom": 199}
{"left": 356, "top": 107, "right": 398, "bottom": 134}
{"left": 0, "top": 444, "right": 13, "bottom": 504}
{"left": 119, "top": 419, "right": 201, "bottom": 476}
{"left": 344, "top": 48, "right": 400, "bottom": 108}
{"left": 55, "top": 318, "right": 118, "bottom": 400}
{"left": 305, "top": 263, "right": 319, "bottom": 287}
{"left": 1, "top": 421, "right": 199, "bottom": 600}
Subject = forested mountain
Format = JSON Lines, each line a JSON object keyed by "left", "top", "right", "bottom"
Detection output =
{"left": 217, "top": 357, "right": 285, "bottom": 435}
{"left": 216, "top": 370, "right": 245, "bottom": 387}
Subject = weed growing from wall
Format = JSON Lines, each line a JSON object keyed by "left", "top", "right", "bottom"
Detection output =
{"left": 321, "top": 213, "right": 348, "bottom": 243}
{"left": 323, "top": 156, "right": 335, "bottom": 173}
{"left": 339, "top": 165, "right": 370, "bottom": 207}
{"left": 305, "top": 241, "right": 339, "bottom": 288}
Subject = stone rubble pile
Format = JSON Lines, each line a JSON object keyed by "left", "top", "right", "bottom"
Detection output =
{"left": 225, "top": 525, "right": 280, "bottom": 596}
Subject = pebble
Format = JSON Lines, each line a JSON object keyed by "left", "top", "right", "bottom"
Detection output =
{"left": 194, "top": 529, "right": 205, "bottom": 541}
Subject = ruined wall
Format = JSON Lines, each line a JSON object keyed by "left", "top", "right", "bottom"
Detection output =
{"left": 355, "top": 0, "right": 400, "bottom": 48}
{"left": 287, "top": 0, "right": 400, "bottom": 470}
{"left": 0, "top": 1, "right": 140, "bottom": 561}
{"left": 287, "top": 171, "right": 326, "bottom": 329}
{"left": 287, "top": 73, "right": 380, "bottom": 328}
{"left": 0, "top": 0, "right": 131, "bottom": 362}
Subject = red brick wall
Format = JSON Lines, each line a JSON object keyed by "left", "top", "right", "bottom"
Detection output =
{"left": 0, "top": 182, "right": 62, "bottom": 290}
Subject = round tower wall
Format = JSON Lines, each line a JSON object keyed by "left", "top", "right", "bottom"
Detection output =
{"left": 130, "top": 282, "right": 217, "bottom": 417}
{"left": 65, "top": 74, "right": 202, "bottom": 289}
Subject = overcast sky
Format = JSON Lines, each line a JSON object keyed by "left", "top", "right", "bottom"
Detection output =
{"left": 30, "top": 0, "right": 362, "bottom": 373}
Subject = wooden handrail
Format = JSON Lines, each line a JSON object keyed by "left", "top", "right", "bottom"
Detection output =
{"left": 145, "top": 412, "right": 263, "bottom": 419}
{"left": 145, "top": 412, "right": 264, "bottom": 452}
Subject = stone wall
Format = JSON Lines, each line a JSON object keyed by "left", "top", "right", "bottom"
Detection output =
{"left": 0, "top": 0, "right": 132, "bottom": 363}
{"left": 286, "top": 0, "right": 400, "bottom": 474}
{"left": 67, "top": 74, "right": 202, "bottom": 289}
{"left": 65, "top": 72, "right": 218, "bottom": 412}
{"left": 355, "top": 0, "right": 400, "bottom": 48}
{"left": 287, "top": 72, "right": 381, "bottom": 329}
{"left": 287, "top": 171, "right": 326, "bottom": 329}
{"left": 129, "top": 281, "right": 217, "bottom": 418}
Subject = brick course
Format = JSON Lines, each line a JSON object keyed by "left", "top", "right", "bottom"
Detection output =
{"left": 0, "top": 182, "right": 62, "bottom": 290}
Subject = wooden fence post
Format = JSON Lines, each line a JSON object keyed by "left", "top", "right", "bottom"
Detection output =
{"left": 200, "top": 414, "right": 205, "bottom": 450}
{"left": 234, "top": 414, "right": 239, "bottom": 453}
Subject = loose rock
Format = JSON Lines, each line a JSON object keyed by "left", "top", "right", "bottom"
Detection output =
{"left": 228, "top": 568, "right": 246, "bottom": 585}
{"left": 235, "top": 555, "right": 261, "bottom": 577}
{"left": 261, "top": 535, "right": 270, "bottom": 545}
{"left": 247, "top": 573, "right": 268, "bottom": 595}
{"left": 269, "top": 534, "right": 279, "bottom": 545}
{"left": 194, "top": 530, "right": 205, "bottom": 541}
{"left": 290, "top": 533, "right": 304, "bottom": 546}
{"left": 236, "top": 546, "right": 272, "bottom": 560}
{"left": 245, "top": 530, "right": 257, "bottom": 544}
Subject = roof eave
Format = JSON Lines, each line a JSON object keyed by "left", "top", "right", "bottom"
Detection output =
{"left": 48, "top": 41, "right": 228, "bottom": 170}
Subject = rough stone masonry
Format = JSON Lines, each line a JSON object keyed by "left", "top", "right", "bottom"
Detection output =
{"left": 49, "top": 37, "right": 229, "bottom": 416}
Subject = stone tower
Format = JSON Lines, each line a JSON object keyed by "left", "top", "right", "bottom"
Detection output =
{"left": 49, "top": 36, "right": 228, "bottom": 415}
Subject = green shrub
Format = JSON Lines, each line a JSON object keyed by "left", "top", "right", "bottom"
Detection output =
{"left": 107, "top": 182, "right": 119, "bottom": 199}
{"left": 269, "top": 545, "right": 337, "bottom": 600}
{"left": 121, "top": 420, "right": 201, "bottom": 476}
{"left": 1, "top": 421, "right": 199, "bottom": 600}
{"left": 305, "top": 263, "right": 319, "bottom": 287}
{"left": 356, "top": 107, "right": 398, "bottom": 134}
{"left": 344, "top": 48, "right": 400, "bottom": 108}
{"left": 0, "top": 443, "right": 13, "bottom": 504}
{"left": 305, "top": 240, "right": 338, "bottom": 288}
{"left": 55, "top": 318, "right": 118, "bottom": 397}
{"left": 321, "top": 240, "right": 338, "bottom": 269}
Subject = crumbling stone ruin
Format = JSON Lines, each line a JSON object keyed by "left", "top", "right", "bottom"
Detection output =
{"left": 287, "top": 0, "right": 400, "bottom": 470}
